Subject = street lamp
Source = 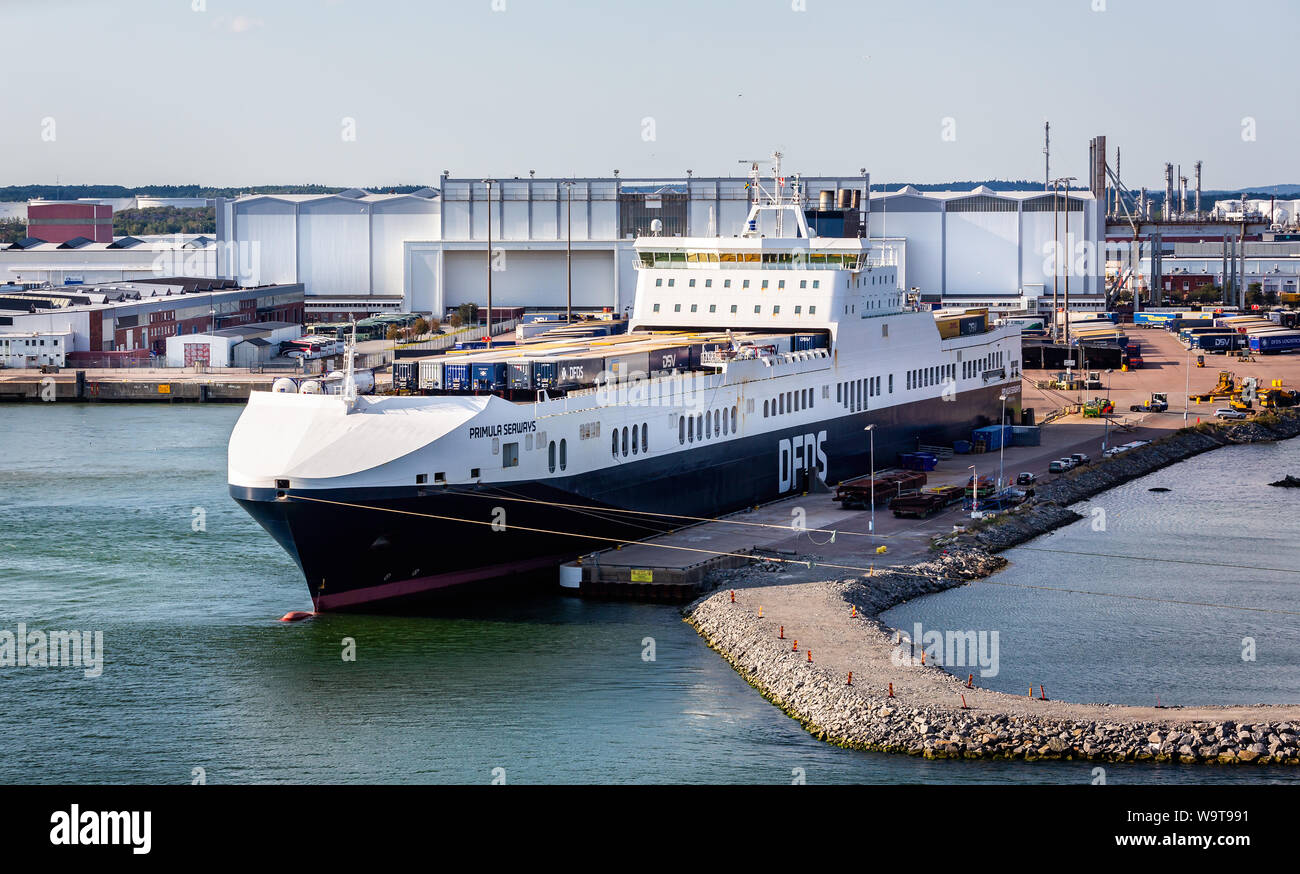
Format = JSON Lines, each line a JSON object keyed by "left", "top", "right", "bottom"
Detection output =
{"left": 969, "top": 464, "right": 979, "bottom": 517}
{"left": 997, "top": 392, "right": 1008, "bottom": 491}
{"left": 1184, "top": 345, "right": 1191, "bottom": 424}
{"left": 561, "top": 180, "right": 574, "bottom": 325}
{"left": 864, "top": 424, "right": 876, "bottom": 537}
{"left": 1102, "top": 368, "right": 1113, "bottom": 451}
{"left": 482, "top": 178, "right": 496, "bottom": 348}
{"left": 1050, "top": 176, "right": 1077, "bottom": 345}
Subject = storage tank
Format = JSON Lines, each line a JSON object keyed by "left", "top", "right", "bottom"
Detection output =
{"left": 271, "top": 377, "right": 297, "bottom": 393}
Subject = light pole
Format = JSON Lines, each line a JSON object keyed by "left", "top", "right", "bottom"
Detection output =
{"left": 561, "top": 180, "right": 574, "bottom": 325}
{"left": 864, "top": 424, "right": 876, "bottom": 538}
{"left": 997, "top": 392, "right": 1008, "bottom": 491}
{"left": 1050, "top": 176, "right": 1077, "bottom": 345}
{"left": 482, "top": 178, "right": 496, "bottom": 348}
{"left": 969, "top": 464, "right": 978, "bottom": 516}
{"left": 1102, "top": 368, "right": 1113, "bottom": 451}
{"left": 1184, "top": 345, "right": 1191, "bottom": 424}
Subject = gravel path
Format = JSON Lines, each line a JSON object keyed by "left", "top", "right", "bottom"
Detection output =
{"left": 685, "top": 411, "right": 1300, "bottom": 764}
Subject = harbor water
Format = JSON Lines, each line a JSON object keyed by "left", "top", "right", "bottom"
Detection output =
{"left": 883, "top": 438, "right": 1300, "bottom": 709}
{"left": 0, "top": 404, "right": 1296, "bottom": 784}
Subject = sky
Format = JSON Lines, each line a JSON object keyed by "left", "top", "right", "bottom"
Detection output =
{"left": 1, "top": 0, "right": 1296, "bottom": 190}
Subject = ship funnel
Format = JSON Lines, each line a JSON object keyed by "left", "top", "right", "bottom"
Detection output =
{"left": 819, "top": 190, "right": 834, "bottom": 210}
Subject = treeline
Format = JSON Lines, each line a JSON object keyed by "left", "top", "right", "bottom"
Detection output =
{"left": 114, "top": 207, "right": 215, "bottom": 236}
{"left": 1, "top": 219, "right": 25, "bottom": 245}
{"left": 0, "top": 183, "right": 434, "bottom": 201}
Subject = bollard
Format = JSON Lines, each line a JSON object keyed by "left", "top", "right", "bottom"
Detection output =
{"left": 807, "top": 650, "right": 813, "bottom": 663}
{"left": 966, "top": 673, "right": 973, "bottom": 689}
{"left": 779, "top": 625, "right": 785, "bottom": 639}
{"left": 730, "top": 590, "right": 735, "bottom": 603}
{"left": 757, "top": 606, "right": 763, "bottom": 618}
{"left": 1029, "top": 687, "right": 1034, "bottom": 697}
{"left": 850, "top": 605, "right": 856, "bottom": 619}
{"left": 1039, "top": 685, "right": 1048, "bottom": 701}
{"left": 888, "top": 682, "right": 894, "bottom": 698}
{"left": 920, "top": 650, "right": 926, "bottom": 665}
{"left": 792, "top": 639, "right": 798, "bottom": 652}
{"left": 846, "top": 672, "right": 853, "bottom": 686}
{"left": 961, "top": 695, "right": 969, "bottom": 710}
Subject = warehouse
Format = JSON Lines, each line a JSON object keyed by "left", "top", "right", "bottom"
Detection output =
{"left": 0, "top": 234, "right": 217, "bottom": 286}
{"left": 214, "top": 172, "right": 1104, "bottom": 320}
{"left": 0, "top": 279, "right": 304, "bottom": 359}
{"left": 164, "top": 321, "right": 301, "bottom": 368}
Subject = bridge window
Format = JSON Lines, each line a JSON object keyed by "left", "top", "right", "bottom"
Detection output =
{"left": 731, "top": 406, "right": 737, "bottom": 432}
{"left": 763, "top": 399, "right": 769, "bottom": 417}
{"left": 549, "top": 442, "right": 556, "bottom": 472}
{"left": 503, "top": 442, "right": 519, "bottom": 468}
{"left": 559, "top": 439, "right": 567, "bottom": 471}
{"left": 641, "top": 423, "right": 648, "bottom": 453}
{"left": 653, "top": 303, "right": 660, "bottom": 313}
{"left": 713, "top": 409, "right": 720, "bottom": 434}
{"left": 621, "top": 426, "right": 628, "bottom": 457}
{"left": 809, "top": 306, "right": 816, "bottom": 315}
{"left": 754, "top": 305, "right": 761, "bottom": 314}
{"left": 730, "top": 305, "right": 738, "bottom": 314}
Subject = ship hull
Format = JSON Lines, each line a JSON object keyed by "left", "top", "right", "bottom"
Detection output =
{"left": 233, "top": 384, "right": 1008, "bottom": 612}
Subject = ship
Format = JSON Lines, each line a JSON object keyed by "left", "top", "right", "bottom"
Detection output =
{"left": 228, "top": 158, "right": 1023, "bottom": 611}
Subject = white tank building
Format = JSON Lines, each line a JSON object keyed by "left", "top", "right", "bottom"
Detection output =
{"left": 214, "top": 171, "right": 1105, "bottom": 320}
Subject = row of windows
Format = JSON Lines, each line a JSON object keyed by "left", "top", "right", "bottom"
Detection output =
{"left": 837, "top": 375, "right": 887, "bottom": 411}
{"left": 678, "top": 406, "right": 739, "bottom": 444}
{"left": 612, "top": 423, "right": 649, "bottom": 458}
{"left": 641, "top": 252, "right": 867, "bottom": 268}
{"left": 655, "top": 277, "right": 822, "bottom": 290}
{"left": 653, "top": 302, "right": 817, "bottom": 316}
{"left": 547, "top": 439, "right": 567, "bottom": 473}
{"left": 907, "top": 363, "right": 956, "bottom": 391}
{"left": 762, "top": 388, "right": 814, "bottom": 418}
{"left": 962, "top": 350, "right": 1006, "bottom": 380}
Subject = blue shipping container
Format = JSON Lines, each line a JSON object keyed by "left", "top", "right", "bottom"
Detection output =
{"left": 1250, "top": 332, "right": 1300, "bottom": 353}
{"left": 443, "top": 362, "right": 471, "bottom": 390}
{"left": 472, "top": 362, "right": 507, "bottom": 391}
{"left": 971, "top": 425, "right": 1013, "bottom": 451}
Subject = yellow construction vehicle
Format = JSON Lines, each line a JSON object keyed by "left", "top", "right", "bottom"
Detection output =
{"left": 1260, "top": 387, "right": 1299, "bottom": 409}
{"left": 1190, "top": 371, "right": 1235, "bottom": 404}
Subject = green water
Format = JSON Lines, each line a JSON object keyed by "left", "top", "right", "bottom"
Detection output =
{"left": 0, "top": 404, "right": 1293, "bottom": 784}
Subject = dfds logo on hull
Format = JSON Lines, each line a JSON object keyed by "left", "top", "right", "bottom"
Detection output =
{"left": 778, "top": 431, "right": 827, "bottom": 492}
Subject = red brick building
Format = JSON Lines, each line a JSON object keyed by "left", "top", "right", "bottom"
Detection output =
{"left": 26, "top": 201, "right": 113, "bottom": 244}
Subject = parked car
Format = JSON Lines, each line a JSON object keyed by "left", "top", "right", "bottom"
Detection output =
{"left": 1015, "top": 472, "right": 1037, "bottom": 486}
{"left": 1102, "top": 446, "right": 1123, "bottom": 458}
{"left": 1048, "top": 458, "right": 1074, "bottom": 473}
{"left": 1216, "top": 408, "right": 1248, "bottom": 420}
{"left": 1070, "top": 452, "right": 1091, "bottom": 465}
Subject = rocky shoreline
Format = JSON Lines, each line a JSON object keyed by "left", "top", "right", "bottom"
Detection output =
{"left": 685, "top": 409, "right": 1300, "bottom": 765}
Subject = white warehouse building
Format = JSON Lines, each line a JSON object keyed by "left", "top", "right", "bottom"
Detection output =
{"left": 215, "top": 173, "right": 1104, "bottom": 320}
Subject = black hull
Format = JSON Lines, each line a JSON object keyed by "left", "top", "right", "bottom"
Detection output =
{"left": 232, "top": 385, "right": 1011, "bottom": 612}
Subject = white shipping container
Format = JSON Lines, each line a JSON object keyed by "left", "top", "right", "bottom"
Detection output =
{"left": 418, "top": 359, "right": 444, "bottom": 390}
